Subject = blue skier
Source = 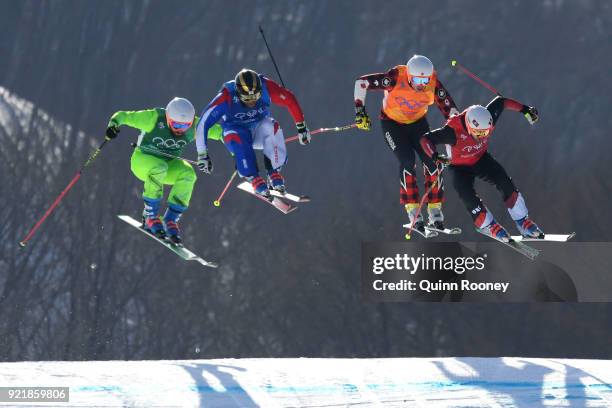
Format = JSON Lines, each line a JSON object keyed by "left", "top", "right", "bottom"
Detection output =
{"left": 195, "top": 68, "right": 310, "bottom": 199}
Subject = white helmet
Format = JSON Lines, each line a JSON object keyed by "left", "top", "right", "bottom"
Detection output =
{"left": 166, "top": 97, "right": 195, "bottom": 133}
{"left": 465, "top": 105, "right": 493, "bottom": 138}
{"left": 406, "top": 55, "right": 434, "bottom": 89}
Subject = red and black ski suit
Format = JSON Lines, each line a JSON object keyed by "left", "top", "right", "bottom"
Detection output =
{"left": 420, "top": 96, "right": 533, "bottom": 227}
{"left": 355, "top": 66, "right": 457, "bottom": 205}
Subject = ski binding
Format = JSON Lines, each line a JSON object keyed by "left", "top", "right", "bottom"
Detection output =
{"left": 425, "top": 225, "right": 462, "bottom": 235}
{"left": 403, "top": 223, "right": 438, "bottom": 239}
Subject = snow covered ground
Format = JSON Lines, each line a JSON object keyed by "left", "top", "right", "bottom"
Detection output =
{"left": 0, "top": 358, "right": 610, "bottom": 407}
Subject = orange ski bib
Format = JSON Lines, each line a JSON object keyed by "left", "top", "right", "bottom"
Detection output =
{"left": 382, "top": 66, "right": 436, "bottom": 124}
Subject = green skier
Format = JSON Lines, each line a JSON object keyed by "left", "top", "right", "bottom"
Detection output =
{"left": 105, "top": 97, "right": 221, "bottom": 245}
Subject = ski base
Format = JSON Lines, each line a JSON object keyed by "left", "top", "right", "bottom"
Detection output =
{"left": 476, "top": 228, "right": 540, "bottom": 260}
{"left": 402, "top": 224, "right": 438, "bottom": 239}
{"left": 510, "top": 232, "right": 575, "bottom": 242}
{"left": 117, "top": 215, "right": 219, "bottom": 268}
{"left": 236, "top": 182, "right": 298, "bottom": 214}
{"left": 425, "top": 226, "right": 462, "bottom": 235}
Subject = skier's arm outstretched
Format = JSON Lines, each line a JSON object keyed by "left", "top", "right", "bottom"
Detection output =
{"left": 265, "top": 78, "right": 305, "bottom": 123}
{"left": 486, "top": 96, "right": 539, "bottom": 125}
{"left": 353, "top": 67, "right": 399, "bottom": 130}
{"left": 106, "top": 109, "right": 159, "bottom": 138}
{"left": 264, "top": 78, "right": 310, "bottom": 145}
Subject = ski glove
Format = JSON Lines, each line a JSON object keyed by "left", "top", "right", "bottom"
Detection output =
{"left": 355, "top": 106, "right": 371, "bottom": 130}
{"left": 296, "top": 121, "right": 311, "bottom": 145}
{"left": 522, "top": 106, "right": 539, "bottom": 125}
{"left": 105, "top": 125, "right": 120, "bottom": 140}
{"left": 197, "top": 152, "right": 213, "bottom": 174}
{"left": 432, "top": 152, "right": 451, "bottom": 170}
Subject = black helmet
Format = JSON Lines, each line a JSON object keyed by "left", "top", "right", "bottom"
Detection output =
{"left": 235, "top": 69, "right": 262, "bottom": 103}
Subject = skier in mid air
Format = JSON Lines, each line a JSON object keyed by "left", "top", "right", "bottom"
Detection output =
{"left": 420, "top": 95, "right": 543, "bottom": 241}
{"left": 195, "top": 68, "right": 310, "bottom": 200}
{"left": 354, "top": 55, "right": 459, "bottom": 236}
{"left": 106, "top": 97, "right": 221, "bottom": 245}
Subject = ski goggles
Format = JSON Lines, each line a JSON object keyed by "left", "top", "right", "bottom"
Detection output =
{"left": 468, "top": 127, "right": 491, "bottom": 138}
{"left": 169, "top": 121, "right": 192, "bottom": 131}
{"left": 411, "top": 76, "right": 431, "bottom": 86}
{"left": 238, "top": 91, "right": 262, "bottom": 104}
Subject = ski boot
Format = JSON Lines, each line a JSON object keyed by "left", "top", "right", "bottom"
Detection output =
{"left": 163, "top": 203, "right": 186, "bottom": 246}
{"left": 478, "top": 220, "right": 511, "bottom": 243}
{"left": 515, "top": 216, "right": 544, "bottom": 239}
{"left": 426, "top": 202, "right": 445, "bottom": 231}
{"left": 267, "top": 170, "right": 286, "bottom": 194}
{"left": 405, "top": 203, "right": 427, "bottom": 236}
{"left": 142, "top": 197, "right": 166, "bottom": 240}
{"left": 248, "top": 175, "right": 273, "bottom": 201}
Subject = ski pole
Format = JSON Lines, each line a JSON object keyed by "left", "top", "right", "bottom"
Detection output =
{"left": 285, "top": 123, "right": 358, "bottom": 143}
{"left": 213, "top": 170, "right": 237, "bottom": 207}
{"left": 130, "top": 143, "right": 198, "bottom": 165}
{"left": 19, "top": 138, "right": 110, "bottom": 248}
{"left": 405, "top": 166, "right": 446, "bottom": 240}
{"left": 259, "top": 25, "right": 286, "bottom": 87}
{"left": 451, "top": 60, "right": 501, "bottom": 96}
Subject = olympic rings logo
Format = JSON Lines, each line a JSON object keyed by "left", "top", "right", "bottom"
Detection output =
{"left": 394, "top": 97, "right": 427, "bottom": 111}
{"left": 152, "top": 137, "right": 187, "bottom": 149}
{"left": 235, "top": 108, "right": 266, "bottom": 120}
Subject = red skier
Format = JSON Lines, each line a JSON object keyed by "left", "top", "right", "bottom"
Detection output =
{"left": 420, "top": 95, "right": 543, "bottom": 242}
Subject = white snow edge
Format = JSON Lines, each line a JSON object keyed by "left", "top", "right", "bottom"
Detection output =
{"left": 0, "top": 357, "right": 611, "bottom": 407}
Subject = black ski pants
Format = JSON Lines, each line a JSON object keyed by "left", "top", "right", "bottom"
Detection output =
{"left": 452, "top": 152, "right": 517, "bottom": 221}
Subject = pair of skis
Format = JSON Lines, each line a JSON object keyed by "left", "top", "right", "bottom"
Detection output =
{"left": 236, "top": 181, "right": 310, "bottom": 214}
{"left": 117, "top": 215, "right": 218, "bottom": 268}
{"left": 402, "top": 220, "right": 575, "bottom": 260}
{"left": 118, "top": 182, "right": 310, "bottom": 267}
{"left": 402, "top": 224, "right": 463, "bottom": 239}
{"left": 475, "top": 231, "right": 575, "bottom": 261}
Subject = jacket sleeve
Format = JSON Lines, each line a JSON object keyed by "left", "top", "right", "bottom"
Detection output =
{"left": 354, "top": 67, "right": 399, "bottom": 108}
{"left": 195, "top": 89, "right": 231, "bottom": 154}
{"left": 486, "top": 95, "right": 527, "bottom": 125}
{"left": 108, "top": 109, "right": 158, "bottom": 133}
{"left": 433, "top": 79, "right": 459, "bottom": 119}
{"left": 265, "top": 78, "right": 305, "bottom": 123}
{"left": 420, "top": 125, "right": 457, "bottom": 158}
